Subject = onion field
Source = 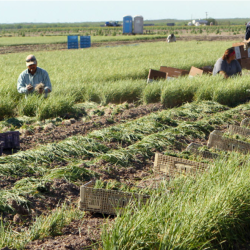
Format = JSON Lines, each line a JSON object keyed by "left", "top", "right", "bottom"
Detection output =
{"left": 0, "top": 39, "right": 249, "bottom": 122}
{"left": 1, "top": 36, "right": 250, "bottom": 249}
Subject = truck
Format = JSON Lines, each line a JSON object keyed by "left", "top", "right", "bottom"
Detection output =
{"left": 105, "top": 21, "right": 121, "bottom": 27}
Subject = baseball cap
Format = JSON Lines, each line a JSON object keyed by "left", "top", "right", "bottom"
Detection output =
{"left": 26, "top": 55, "right": 37, "bottom": 66}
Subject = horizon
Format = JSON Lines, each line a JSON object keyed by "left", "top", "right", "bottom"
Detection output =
{"left": 1, "top": 17, "right": 249, "bottom": 25}
{"left": 0, "top": 1, "right": 249, "bottom": 24}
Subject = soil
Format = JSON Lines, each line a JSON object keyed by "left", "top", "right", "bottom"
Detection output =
{"left": 1, "top": 34, "right": 250, "bottom": 250}
{"left": 18, "top": 103, "right": 164, "bottom": 152}
{"left": 0, "top": 33, "right": 245, "bottom": 55}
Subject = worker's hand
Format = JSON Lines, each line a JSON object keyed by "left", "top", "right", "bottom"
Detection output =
{"left": 26, "top": 84, "right": 33, "bottom": 91}
{"left": 219, "top": 71, "right": 228, "bottom": 79}
{"left": 38, "top": 88, "right": 44, "bottom": 94}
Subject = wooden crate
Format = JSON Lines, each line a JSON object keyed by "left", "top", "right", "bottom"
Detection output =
{"left": 79, "top": 180, "right": 150, "bottom": 215}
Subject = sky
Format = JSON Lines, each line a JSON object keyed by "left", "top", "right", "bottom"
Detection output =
{"left": 0, "top": 0, "right": 249, "bottom": 24}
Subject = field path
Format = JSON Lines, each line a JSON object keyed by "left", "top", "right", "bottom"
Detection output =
{"left": 0, "top": 34, "right": 245, "bottom": 54}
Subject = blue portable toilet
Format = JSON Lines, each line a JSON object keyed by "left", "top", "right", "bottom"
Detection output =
{"left": 80, "top": 36, "right": 91, "bottom": 48}
{"left": 123, "top": 15, "right": 133, "bottom": 34}
{"left": 67, "top": 35, "right": 78, "bottom": 49}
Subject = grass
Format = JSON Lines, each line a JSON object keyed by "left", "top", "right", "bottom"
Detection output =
{"left": 1, "top": 39, "right": 248, "bottom": 120}
{"left": 0, "top": 34, "right": 168, "bottom": 46}
{"left": 0, "top": 100, "right": 249, "bottom": 248}
{"left": 0, "top": 203, "right": 84, "bottom": 249}
{"left": 2, "top": 34, "right": 250, "bottom": 249}
{"left": 102, "top": 153, "right": 250, "bottom": 249}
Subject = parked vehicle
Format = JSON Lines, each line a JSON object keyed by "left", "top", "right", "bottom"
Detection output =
{"left": 105, "top": 21, "right": 121, "bottom": 27}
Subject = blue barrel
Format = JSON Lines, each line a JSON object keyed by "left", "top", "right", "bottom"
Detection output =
{"left": 80, "top": 36, "right": 91, "bottom": 48}
{"left": 123, "top": 15, "right": 133, "bottom": 34}
{"left": 67, "top": 35, "right": 78, "bottom": 49}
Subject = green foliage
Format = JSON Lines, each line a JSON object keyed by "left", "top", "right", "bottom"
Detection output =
{"left": 143, "top": 81, "right": 164, "bottom": 104}
{"left": 0, "top": 39, "right": 249, "bottom": 121}
{"left": 161, "top": 77, "right": 199, "bottom": 108}
{"left": 0, "top": 97, "right": 16, "bottom": 120}
{"left": 102, "top": 153, "right": 250, "bottom": 249}
{"left": 0, "top": 203, "right": 84, "bottom": 249}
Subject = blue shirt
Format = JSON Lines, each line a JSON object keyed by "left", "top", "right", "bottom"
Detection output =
{"left": 17, "top": 67, "right": 52, "bottom": 97}
{"left": 212, "top": 58, "right": 241, "bottom": 77}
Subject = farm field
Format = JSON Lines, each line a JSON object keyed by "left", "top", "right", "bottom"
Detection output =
{"left": 2, "top": 33, "right": 250, "bottom": 249}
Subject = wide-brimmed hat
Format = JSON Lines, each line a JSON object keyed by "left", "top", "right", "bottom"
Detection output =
{"left": 26, "top": 54, "right": 37, "bottom": 66}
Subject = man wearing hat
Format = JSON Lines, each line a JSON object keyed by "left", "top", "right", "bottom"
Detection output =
{"left": 17, "top": 55, "right": 52, "bottom": 98}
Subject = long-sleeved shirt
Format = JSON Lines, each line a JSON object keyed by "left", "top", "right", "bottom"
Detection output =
{"left": 245, "top": 22, "right": 250, "bottom": 41}
{"left": 212, "top": 58, "right": 241, "bottom": 77}
{"left": 17, "top": 67, "right": 52, "bottom": 98}
{"left": 167, "top": 35, "right": 176, "bottom": 43}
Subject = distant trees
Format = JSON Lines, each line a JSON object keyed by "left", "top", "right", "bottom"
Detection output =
{"left": 207, "top": 17, "right": 218, "bottom": 25}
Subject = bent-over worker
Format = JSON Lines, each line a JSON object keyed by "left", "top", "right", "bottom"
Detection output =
{"left": 245, "top": 22, "right": 250, "bottom": 41}
{"left": 17, "top": 55, "right": 52, "bottom": 98}
{"left": 244, "top": 22, "right": 250, "bottom": 50}
{"left": 212, "top": 47, "right": 241, "bottom": 79}
{"left": 167, "top": 34, "right": 176, "bottom": 43}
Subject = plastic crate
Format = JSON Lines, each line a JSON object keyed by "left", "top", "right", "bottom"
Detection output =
{"left": 154, "top": 153, "right": 208, "bottom": 177}
{"left": 67, "top": 35, "right": 78, "bottom": 49}
{"left": 0, "top": 131, "right": 20, "bottom": 149}
{"left": 5, "top": 132, "right": 13, "bottom": 148}
{"left": 186, "top": 142, "right": 218, "bottom": 159}
{"left": 0, "top": 134, "right": 5, "bottom": 148}
{"left": 229, "top": 124, "right": 250, "bottom": 137}
{"left": 10, "top": 131, "right": 20, "bottom": 149}
{"left": 80, "top": 36, "right": 91, "bottom": 48}
{"left": 240, "top": 118, "right": 250, "bottom": 127}
{"left": 79, "top": 180, "right": 150, "bottom": 215}
{"left": 207, "top": 130, "right": 250, "bottom": 154}
{"left": 0, "top": 141, "right": 4, "bottom": 156}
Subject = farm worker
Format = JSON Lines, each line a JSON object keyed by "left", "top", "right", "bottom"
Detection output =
{"left": 167, "top": 34, "right": 176, "bottom": 43}
{"left": 244, "top": 22, "right": 250, "bottom": 41}
{"left": 17, "top": 55, "right": 52, "bottom": 98}
{"left": 212, "top": 48, "right": 241, "bottom": 79}
{"left": 244, "top": 22, "right": 250, "bottom": 50}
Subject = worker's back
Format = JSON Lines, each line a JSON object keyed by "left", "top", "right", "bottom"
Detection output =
{"left": 167, "top": 34, "right": 176, "bottom": 43}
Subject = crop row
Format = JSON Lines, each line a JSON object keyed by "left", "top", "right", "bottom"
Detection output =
{"left": 0, "top": 100, "right": 250, "bottom": 249}
{"left": 0, "top": 24, "right": 246, "bottom": 37}
{"left": 102, "top": 152, "right": 250, "bottom": 249}
{"left": 1, "top": 40, "right": 243, "bottom": 120}
{"left": 0, "top": 101, "right": 248, "bottom": 212}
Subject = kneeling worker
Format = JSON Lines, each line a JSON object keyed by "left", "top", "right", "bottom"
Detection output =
{"left": 167, "top": 34, "right": 176, "bottom": 43}
{"left": 212, "top": 48, "right": 241, "bottom": 79}
{"left": 17, "top": 55, "right": 52, "bottom": 98}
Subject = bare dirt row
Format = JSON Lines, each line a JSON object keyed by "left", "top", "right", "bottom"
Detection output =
{"left": 0, "top": 34, "right": 248, "bottom": 250}
{"left": 0, "top": 34, "right": 245, "bottom": 55}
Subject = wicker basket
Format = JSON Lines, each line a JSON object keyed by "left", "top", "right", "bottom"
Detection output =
{"left": 79, "top": 180, "right": 150, "bottom": 215}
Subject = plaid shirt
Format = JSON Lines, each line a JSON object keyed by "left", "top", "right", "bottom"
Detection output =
{"left": 17, "top": 67, "right": 52, "bottom": 98}
{"left": 245, "top": 22, "right": 250, "bottom": 40}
